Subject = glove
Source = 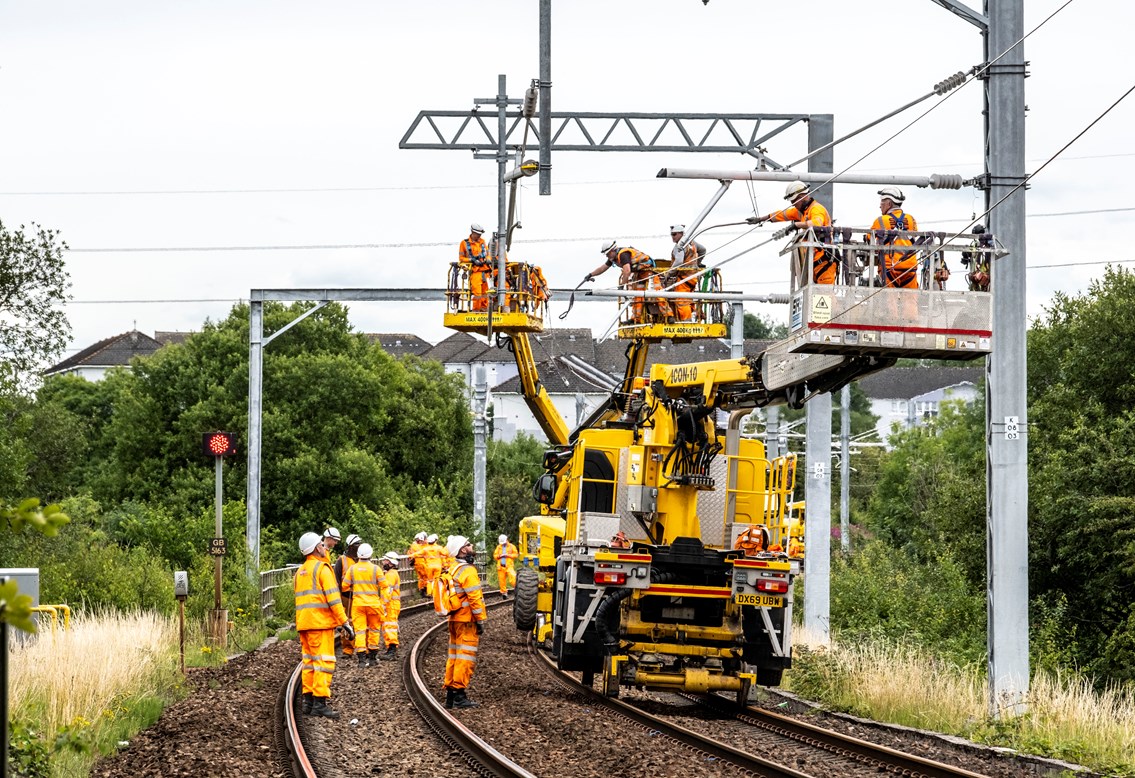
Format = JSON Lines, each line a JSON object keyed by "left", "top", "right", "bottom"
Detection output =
{"left": 583, "top": 273, "right": 594, "bottom": 283}
{"left": 342, "top": 622, "right": 355, "bottom": 641}
{"left": 475, "top": 621, "right": 484, "bottom": 635}
{"left": 746, "top": 215, "right": 767, "bottom": 225}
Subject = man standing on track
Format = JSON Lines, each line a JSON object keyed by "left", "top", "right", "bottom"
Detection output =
{"left": 334, "top": 533, "right": 362, "bottom": 659}
{"left": 342, "top": 543, "right": 383, "bottom": 668}
{"left": 423, "top": 533, "right": 444, "bottom": 597}
{"left": 441, "top": 535, "right": 486, "bottom": 709}
{"left": 295, "top": 531, "right": 352, "bottom": 719}
{"left": 493, "top": 533, "right": 518, "bottom": 597}
{"left": 408, "top": 531, "right": 429, "bottom": 598}
{"left": 378, "top": 551, "right": 403, "bottom": 661}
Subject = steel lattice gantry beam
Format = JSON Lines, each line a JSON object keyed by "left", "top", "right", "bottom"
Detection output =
{"left": 399, "top": 110, "right": 817, "bottom": 163}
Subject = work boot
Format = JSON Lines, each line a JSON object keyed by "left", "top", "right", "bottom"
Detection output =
{"left": 368, "top": 649, "right": 379, "bottom": 667}
{"left": 301, "top": 693, "right": 313, "bottom": 715}
{"left": 444, "top": 687, "right": 455, "bottom": 709}
{"left": 419, "top": 588, "right": 427, "bottom": 599}
{"left": 452, "top": 689, "right": 479, "bottom": 709}
{"left": 380, "top": 645, "right": 398, "bottom": 661}
{"left": 310, "top": 697, "right": 340, "bottom": 720}
{"left": 358, "top": 653, "right": 368, "bottom": 669}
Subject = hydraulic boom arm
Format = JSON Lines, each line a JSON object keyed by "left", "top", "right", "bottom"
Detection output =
{"left": 511, "top": 333, "right": 571, "bottom": 446}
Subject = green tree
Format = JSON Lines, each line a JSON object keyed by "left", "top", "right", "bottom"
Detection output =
{"left": 486, "top": 433, "right": 546, "bottom": 542}
{"left": 0, "top": 220, "right": 71, "bottom": 389}
{"left": 740, "top": 312, "right": 788, "bottom": 340}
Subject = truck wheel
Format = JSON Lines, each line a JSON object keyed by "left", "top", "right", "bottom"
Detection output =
{"left": 756, "top": 666, "right": 783, "bottom": 687}
{"left": 513, "top": 568, "right": 539, "bottom": 631}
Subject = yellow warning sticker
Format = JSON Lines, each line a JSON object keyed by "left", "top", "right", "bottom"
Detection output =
{"left": 811, "top": 295, "right": 832, "bottom": 324}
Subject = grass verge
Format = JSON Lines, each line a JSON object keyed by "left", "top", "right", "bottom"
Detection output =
{"left": 785, "top": 631, "right": 1135, "bottom": 777}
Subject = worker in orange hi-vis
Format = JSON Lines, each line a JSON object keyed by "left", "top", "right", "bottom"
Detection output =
{"left": 493, "top": 534, "right": 518, "bottom": 597}
{"left": 869, "top": 187, "right": 920, "bottom": 289}
{"left": 458, "top": 223, "right": 493, "bottom": 311}
{"left": 378, "top": 551, "right": 402, "bottom": 661}
{"left": 334, "top": 533, "right": 362, "bottom": 659}
{"left": 667, "top": 224, "right": 702, "bottom": 322}
{"left": 407, "top": 531, "right": 429, "bottom": 598}
{"left": 734, "top": 525, "right": 771, "bottom": 557}
{"left": 423, "top": 533, "right": 444, "bottom": 596}
{"left": 294, "top": 532, "right": 352, "bottom": 719}
{"left": 342, "top": 543, "right": 383, "bottom": 668}
{"left": 585, "top": 241, "right": 673, "bottom": 324}
{"left": 441, "top": 535, "right": 486, "bottom": 710}
{"left": 748, "top": 182, "right": 836, "bottom": 285}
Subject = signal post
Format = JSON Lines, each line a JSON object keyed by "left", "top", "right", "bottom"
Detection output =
{"left": 203, "top": 431, "right": 236, "bottom": 647}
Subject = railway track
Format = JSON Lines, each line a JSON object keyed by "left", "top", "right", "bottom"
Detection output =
{"left": 279, "top": 598, "right": 998, "bottom": 778}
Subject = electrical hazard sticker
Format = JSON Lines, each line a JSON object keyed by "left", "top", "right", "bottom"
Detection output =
{"left": 811, "top": 295, "right": 832, "bottom": 324}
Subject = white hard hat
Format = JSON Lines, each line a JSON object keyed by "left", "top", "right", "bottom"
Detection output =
{"left": 470, "top": 223, "right": 485, "bottom": 234}
{"left": 878, "top": 186, "right": 905, "bottom": 203}
{"left": 345, "top": 533, "right": 361, "bottom": 546}
{"left": 383, "top": 551, "right": 400, "bottom": 564}
{"left": 299, "top": 532, "right": 322, "bottom": 556}
{"left": 446, "top": 535, "right": 470, "bottom": 558}
{"left": 415, "top": 531, "right": 427, "bottom": 542}
{"left": 498, "top": 534, "right": 508, "bottom": 545}
{"left": 784, "top": 181, "right": 810, "bottom": 200}
{"left": 357, "top": 543, "right": 374, "bottom": 560}
{"left": 426, "top": 533, "right": 438, "bottom": 544}
{"left": 669, "top": 224, "right": 685, "bottom": 233}
{"left": 323, "top": 527, "right": 341, "bottom": 541}
{"left": 600, "top": 240, "right": 617, "bottom": 254}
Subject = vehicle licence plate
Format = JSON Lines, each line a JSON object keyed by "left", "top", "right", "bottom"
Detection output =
{"left": 735, "top": 593, "right": 784, "bottom": 608}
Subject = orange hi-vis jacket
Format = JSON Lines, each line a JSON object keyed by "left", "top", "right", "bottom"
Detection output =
{"left": 768, "top": 201, "right": 835, "bottom": 284}
{"left": 494, "top": 542, "right": 518, "bottom": 570}
{"left": 342, "top": 559, "right": 381, "bottom": 610}
{"left": 442, "top": 560, "right": 487, "bottom": 624}
{"left": 459, "top": 237, "right": 490, "bottom": 267}
{"left": 423, "top": 542, "right": 445, "bottom": 577}
{"left": 408, "top": 540, "right": 428, "bottom": 574}
{"left": 734, "top": 526, "right": 769, "bottom": 557}
{"left": 870, "top": 209, "right": 919, "bottom": 288}
{"left": 607, "top": 247, "right": 654, "bottom": 279}
{"left": 381, "top": 568, "right": 402, "bottom": 617}
{"left": 295, "top": 555, "right": 349, "bottom": 631}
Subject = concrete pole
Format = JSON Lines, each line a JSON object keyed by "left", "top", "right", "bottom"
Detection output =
{"left": 473, "top": 363, "right": 488, "bottom": 552}
{"left": 985, "top": 0, "right": 1029, "bottom": 718}
{"left": 840, "top": 384, "right": 851, "bottom": 553}
{"left": 538, "top": 0, "right": 551, "bottom": 196}
{"left": 803, "top": 114, "right": 835, "bottom": 643}
{"left": 246, "top": 301, "right": 263, "bottom": 579}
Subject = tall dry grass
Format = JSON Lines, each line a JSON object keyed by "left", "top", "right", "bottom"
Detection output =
{"left": 785, "top": 632, "right": 1135, "bottom": 775}
{"left": 10, "top": 609, "right": 179, "bottom": 739}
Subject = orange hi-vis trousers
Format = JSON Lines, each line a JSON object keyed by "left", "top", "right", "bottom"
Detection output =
{"left": 299, "top": 629, "right": 337, "bottom": 699}
{"left": 444, "top": 621, "right": 480, "bottom": 690}
{"left": 351, "top": 603, "right": 383, "bottom": 652}
{"left": 497, "top": 564, "right": 516, "bottom": 594}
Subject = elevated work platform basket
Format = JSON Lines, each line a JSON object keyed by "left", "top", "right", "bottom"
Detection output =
{"left": 444, "top": 260, "right": 548, "bottom": 335}
{"left": 615, "top": 262, "right": 728, "bottom": 342}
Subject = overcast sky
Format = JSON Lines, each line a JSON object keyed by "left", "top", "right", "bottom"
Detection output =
{"left": 2, "top": 0, "right": 1132, "bottom": 362}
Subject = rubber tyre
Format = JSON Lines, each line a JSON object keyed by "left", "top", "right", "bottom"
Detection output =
{"left": 756, "top": 666, "right": 783, "bottom": 687}
{"left": 513, "top": 568, "right": 539, "bottom": 631}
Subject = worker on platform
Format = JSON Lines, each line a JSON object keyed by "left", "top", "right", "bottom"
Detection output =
{"left": 734, "top": 525, "right": 771, "bottom": 557}
{"left": 342, "top": 543, "right": 383, "bottom": 668}
{"left": 584, "top": 241, "right": 673, "bottom": 324}
{"left": 748, "top": 182, "right": 836, "bottom": 285}
{"left": 294, "top": 531, "right": 352, "bottom": 718}
{"left": 441, "top": 535, "right": 487, "bottom": 709}
{"left": 868, "top": 187, "right": 920, "bottom": 289}
{"left": 408, "top": 531, "right": 430, "bottom": 598}
{"left": 379, "top": 551, "right": 403, "bottom": 660}
{"left": 334, "top": 533, "right": 362, "bottom": 658}
{"left": 667, "top": 224, "right": 703, "bottom": 322}
{"left": 459, "top": 223, "right": 493, "bottom": 312}
{"left": 493, "top": 533, "right": 519, "bottom": 597}
{"left": 423, "top": 533, "right": 444, "bottom": 597}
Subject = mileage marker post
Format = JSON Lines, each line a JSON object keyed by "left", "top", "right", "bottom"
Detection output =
{"left": 203, "top": 431, "right": 237, "bottom": 648}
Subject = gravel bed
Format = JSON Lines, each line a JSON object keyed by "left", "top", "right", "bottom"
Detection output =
{"left": 91, "top": 639, "right": 294, "bottom": 778}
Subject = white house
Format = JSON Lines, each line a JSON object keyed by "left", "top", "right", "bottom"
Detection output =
{"left": 856, "top": 366, "right": 984, "bottom": 446}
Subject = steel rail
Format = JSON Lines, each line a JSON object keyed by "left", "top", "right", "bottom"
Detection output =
{"left": 278, "top": 660, "right": 317, "bottom": 778}
{"left": 404, "top": 601, "right": 535, "bottom": 778}
{"left": 693, "top": 692, "right": 992, "bottom": 778}
{"left": 527, "top": 639, "right": 814, "bottom": 778}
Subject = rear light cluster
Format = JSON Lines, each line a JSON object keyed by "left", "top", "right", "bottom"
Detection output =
{"left": 595, "top": 571, "right": 626, "bottom": 585}
{"left": 756, "top": 578, "right": 789, "bottom": 594}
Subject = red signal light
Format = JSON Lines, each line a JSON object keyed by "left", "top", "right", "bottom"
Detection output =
{"left": 203, "top": 432, "right": 237, "bottom": 458}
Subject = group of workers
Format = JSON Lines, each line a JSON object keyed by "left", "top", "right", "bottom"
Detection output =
{"left": 293, "top": 527, "right": 403, "bottom": 720}
{"left": 455, "top": 223, "right": 550, "bottom": 314}
{"left": 296, "top": 526, "right": 521, "bottom": 717}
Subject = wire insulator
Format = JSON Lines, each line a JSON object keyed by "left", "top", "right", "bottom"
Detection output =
{"left": 933, "top": 71, "right": 968, "bottom": 95}
{"left": 929, "top": 173, "right": 964, "bottom": 190}
{"left": 523, "top": 86, "right": 538, "bottom": 119}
